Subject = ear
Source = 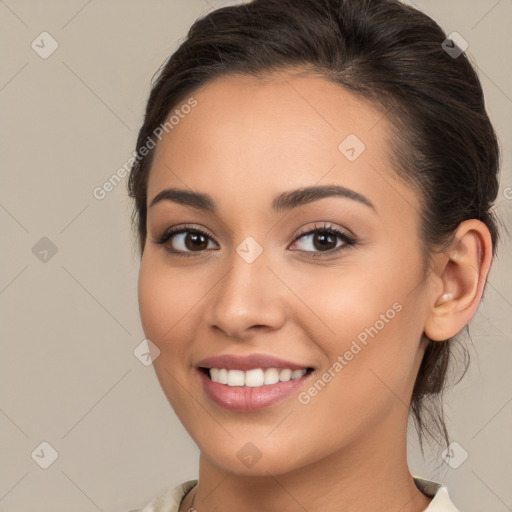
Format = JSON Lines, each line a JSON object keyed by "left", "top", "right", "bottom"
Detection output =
{"left": 424, "top": 219, "right": 493, "bottom": 342}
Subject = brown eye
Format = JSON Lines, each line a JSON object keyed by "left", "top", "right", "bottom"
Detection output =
{"left": 155, "top": 226, "right": 218, "bottom": 256}
{"left": 290, "top": 223, "right": 356, "bottom": 258}
{"left": 294, "top": 229, "right": 343, "bottom": 252}
{"left": 183, "top": 232, "right": 209, "bottom": 251}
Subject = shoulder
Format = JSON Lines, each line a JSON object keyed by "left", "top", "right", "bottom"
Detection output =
{"left": 413, "top": 476, "right": 461, "bottom": 512}
{"left": 128, "top": 479, "right": 197, "bottom": 512}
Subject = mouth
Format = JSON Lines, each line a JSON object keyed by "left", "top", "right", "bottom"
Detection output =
{"left": 198, "top": 366, "right": 315, "bottom": 387}
{"left": 196, "top": 365, "right": 315, "bottom": 411}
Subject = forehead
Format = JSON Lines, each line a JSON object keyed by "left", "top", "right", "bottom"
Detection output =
{"left": 147, "top": 71, "right": 415, "bottom": 218}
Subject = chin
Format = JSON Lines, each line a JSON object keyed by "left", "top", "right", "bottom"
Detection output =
{"left": 197, "top": 439, "right": 314, "bottom": 478}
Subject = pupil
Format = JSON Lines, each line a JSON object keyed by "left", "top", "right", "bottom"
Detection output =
{"left": 186, "top": 233, "right": 207, "bottom": 251}
{"left": 315, "top": 232, "right": 335, "bottom": 251}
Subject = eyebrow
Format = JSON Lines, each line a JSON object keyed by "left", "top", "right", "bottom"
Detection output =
{"left": 149, "top": 184, "right": 376, "bottom": 213}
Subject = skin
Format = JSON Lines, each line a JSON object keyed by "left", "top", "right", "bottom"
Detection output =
{"left": 137, "top": 70, "right": 493, "bottom": 512}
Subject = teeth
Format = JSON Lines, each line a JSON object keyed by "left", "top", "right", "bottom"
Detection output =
{"left": 263, "top": 368, "right": 280, "bottom": 385}
{"left": 279, "top": 369, "right": 292, "bottom": 382}
{"left": 226, "top": 369, "right": 245, "bottom": 387}
{"left": 218, "top": 368, "right": 228, "bottom": 385}
{"left": 245, "top": 368, "right": 264, "bottom": 387}
{"left": 208, "top": 367, "right": 308, "bottom": 386}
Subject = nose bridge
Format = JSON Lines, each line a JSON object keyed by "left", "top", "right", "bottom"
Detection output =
{"left": 206, "top": 239, "right": 286, "bottom": 338}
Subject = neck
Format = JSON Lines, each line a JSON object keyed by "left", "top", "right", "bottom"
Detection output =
{"left": 180, "top": 409, "right": 432, "bottom": 512}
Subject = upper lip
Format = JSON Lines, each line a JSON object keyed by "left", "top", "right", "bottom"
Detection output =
{"left": 196, "top": 353, "right": 313, "bottom": 371}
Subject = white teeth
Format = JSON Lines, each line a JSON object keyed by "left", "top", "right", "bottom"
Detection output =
{"left": 226, "top": 369, "right": 245, "bottom": 387}
{"left": 291, "top": 369, "right": 306, "bottom": 379}
{"left": 263, "top": 368, "right": 280, "bottom": 385}
{"left": 218, "top": 368, "right": 228, "bottom": 384}
{"left": 279, "top": 369, "right": 292, "bottom": 382}
{"left": 245, "top": 368, "right": 264, "bottom": 387}
{"left": 208, "top": 367, "right": 308, "bottom": 386}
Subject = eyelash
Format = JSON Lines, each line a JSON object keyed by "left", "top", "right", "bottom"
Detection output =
{"left": 154, "top": 222, "right": 357, "bottom": 259}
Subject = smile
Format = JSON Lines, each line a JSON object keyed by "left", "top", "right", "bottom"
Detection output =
{"left": 198, "top": 367, "right": 315, "bottom": 411}
{"left": 207, "top": 367, "right": 310, "bottom": 387}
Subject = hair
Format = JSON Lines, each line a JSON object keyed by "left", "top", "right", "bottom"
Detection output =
{"left": 127, "top": 0, "right": 501, "bottom": 456}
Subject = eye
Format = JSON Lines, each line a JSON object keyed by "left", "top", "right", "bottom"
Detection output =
{"left": 153, "top": 222, "right": 356, "bottom": 259}
{"left": 154, "top": 224, "right": 218, "bottom": 256}
{"left": 289, "top": 222, "right": 356, "bottom": 258}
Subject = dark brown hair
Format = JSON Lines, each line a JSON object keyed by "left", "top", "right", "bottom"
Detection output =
{"left": 127, "top": 0, "right": 501, "bottom": 456}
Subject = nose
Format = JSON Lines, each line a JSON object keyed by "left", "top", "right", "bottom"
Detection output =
{"left": 205, "top": 248, "right": 287, "bottom": 340}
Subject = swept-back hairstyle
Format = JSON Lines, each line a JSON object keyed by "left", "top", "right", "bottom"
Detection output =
{"left": 128, "top": 0, "right": 501, "bottom": 455}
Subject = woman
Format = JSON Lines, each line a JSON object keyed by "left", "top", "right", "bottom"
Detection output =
{"left": 127, "top": 0, "right": 500, "bottom": 510}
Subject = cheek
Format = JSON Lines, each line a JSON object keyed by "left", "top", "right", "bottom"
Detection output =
{"left": 289, "top": 249, "right": 425, "bottom": 395}
{"left": 137, "top": 254, "right": 203, "bottom": 351}
{"left": 311, "top": 271, "right": 423, "bottom": 405}
{"left": 137, "top": 255, "right": 205, "bottom": 422}
{"left": 284, "top": 257, "right": 416, "bottom": 345}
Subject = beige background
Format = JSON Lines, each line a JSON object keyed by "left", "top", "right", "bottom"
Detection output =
{"left": 1, "top": 1, "right": 511, "bottom": 511}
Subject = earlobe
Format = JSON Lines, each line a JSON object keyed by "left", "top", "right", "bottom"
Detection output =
{"left": 424, "top": 220, "right": 493, "bottom": 342}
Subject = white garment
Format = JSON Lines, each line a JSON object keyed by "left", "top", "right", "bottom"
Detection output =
{"left": 129, "top": 475, "right": 460, "bottom": 512}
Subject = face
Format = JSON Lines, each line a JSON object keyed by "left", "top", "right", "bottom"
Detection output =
{"left": 138, "top": 71, "right": 432, "bottom": 476}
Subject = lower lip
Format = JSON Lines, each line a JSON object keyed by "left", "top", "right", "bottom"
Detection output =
{"left": 198, "top": 369, "right": 313, "bottom": 411}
